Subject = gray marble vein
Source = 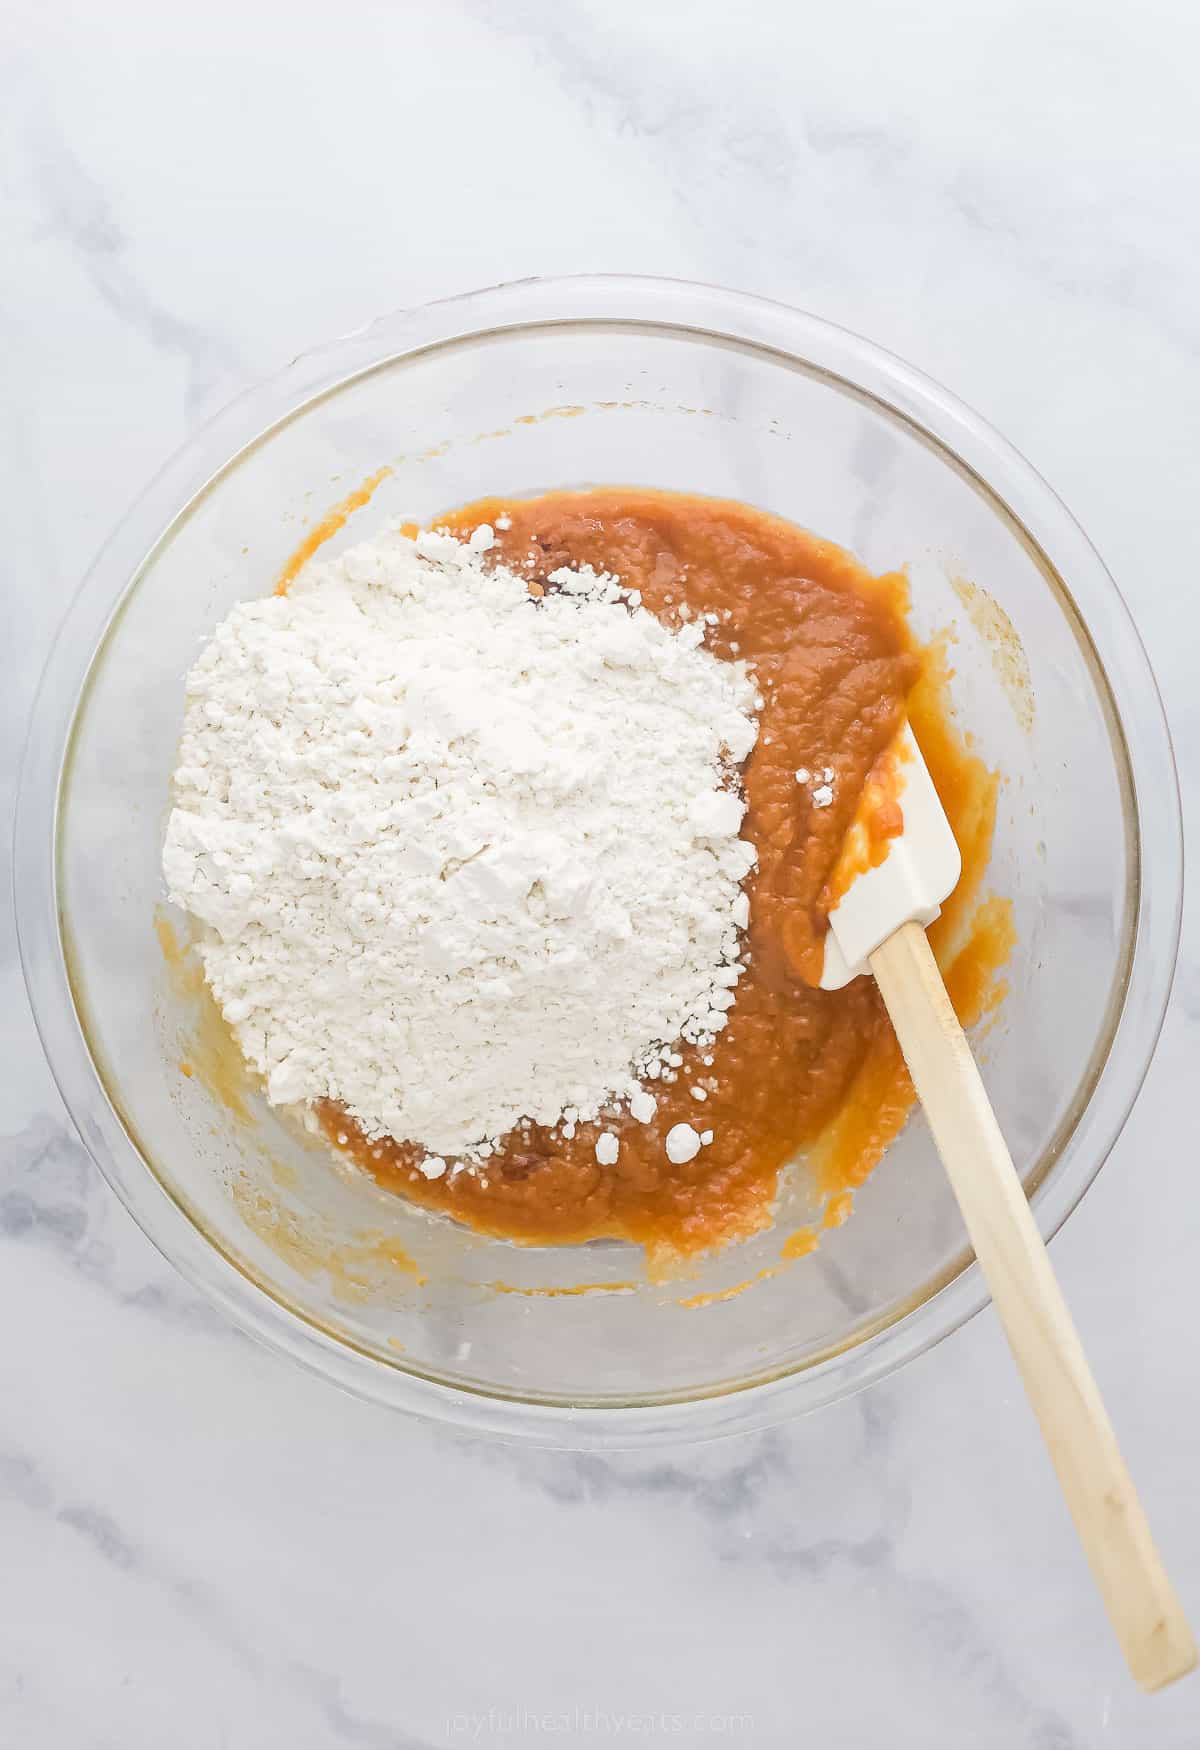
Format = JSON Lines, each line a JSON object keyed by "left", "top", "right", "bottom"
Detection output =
{"left": 24, "top": 122, "right": 244, "bottom": 419}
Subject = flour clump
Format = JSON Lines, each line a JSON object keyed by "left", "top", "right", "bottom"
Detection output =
{"left": 163, "top": 524, "right": 758, "bottom": 1160}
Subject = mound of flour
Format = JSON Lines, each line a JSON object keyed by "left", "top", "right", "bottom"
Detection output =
{"left": 163, "top": 524, "right": 758, "bottom": 1159}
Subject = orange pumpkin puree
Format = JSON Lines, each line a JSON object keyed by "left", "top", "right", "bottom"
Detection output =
{"left": 318, "top": 489, "right": 1011, "bottom": 1264}
{"left": 273, "top": 468, "right": 391, "bottom": 596}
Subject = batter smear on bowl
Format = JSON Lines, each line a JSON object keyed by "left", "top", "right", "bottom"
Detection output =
{"left": 163, "top": 487, "right": 1009, "bottom": 1268}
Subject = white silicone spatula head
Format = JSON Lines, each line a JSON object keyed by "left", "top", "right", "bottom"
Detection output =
{"left": 820, "top": 722, "right": 961, "bottom": 990}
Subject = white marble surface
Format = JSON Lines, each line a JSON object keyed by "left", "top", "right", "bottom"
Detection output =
{"left": 3, "top": 1, "right": 1200, "bottom": 1743}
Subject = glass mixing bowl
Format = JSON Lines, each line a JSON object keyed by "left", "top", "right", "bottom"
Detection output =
{"left": 15, "top": 276, "right": 1182, "bottom": 1446}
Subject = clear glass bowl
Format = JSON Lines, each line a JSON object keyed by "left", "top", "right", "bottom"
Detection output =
{"left": 15, "top": 276, "right": 1182, "bottom": 1446}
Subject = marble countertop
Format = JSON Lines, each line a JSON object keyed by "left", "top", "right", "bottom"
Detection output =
{"left": 4, "top": 2, "right": 1199, "bottom": 1743}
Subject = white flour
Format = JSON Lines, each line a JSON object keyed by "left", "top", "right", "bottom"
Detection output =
{"left": 163, "top": 524, "right": 758, "bottom": 1160}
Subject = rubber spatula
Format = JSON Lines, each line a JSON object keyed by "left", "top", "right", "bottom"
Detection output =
{"left": 821, "top": 723, "right": 1196, "bottom": 1693}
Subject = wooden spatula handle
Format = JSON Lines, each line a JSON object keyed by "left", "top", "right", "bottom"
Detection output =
{"left": 870, "top": 920, "right": 1196, "bottom": 1693}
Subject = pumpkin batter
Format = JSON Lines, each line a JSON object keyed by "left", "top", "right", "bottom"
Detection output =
{"left": 319, "top": 489, "right": 1010, "bottom": 1264}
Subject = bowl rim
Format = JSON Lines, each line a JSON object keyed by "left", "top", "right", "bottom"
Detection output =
{"left": 13, "top": 273, "right": 1184, "bottom": 1447}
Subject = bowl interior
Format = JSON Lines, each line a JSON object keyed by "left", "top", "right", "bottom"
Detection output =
{"left": 56, "top": 315, "right": 1135, "bottom": 1411}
